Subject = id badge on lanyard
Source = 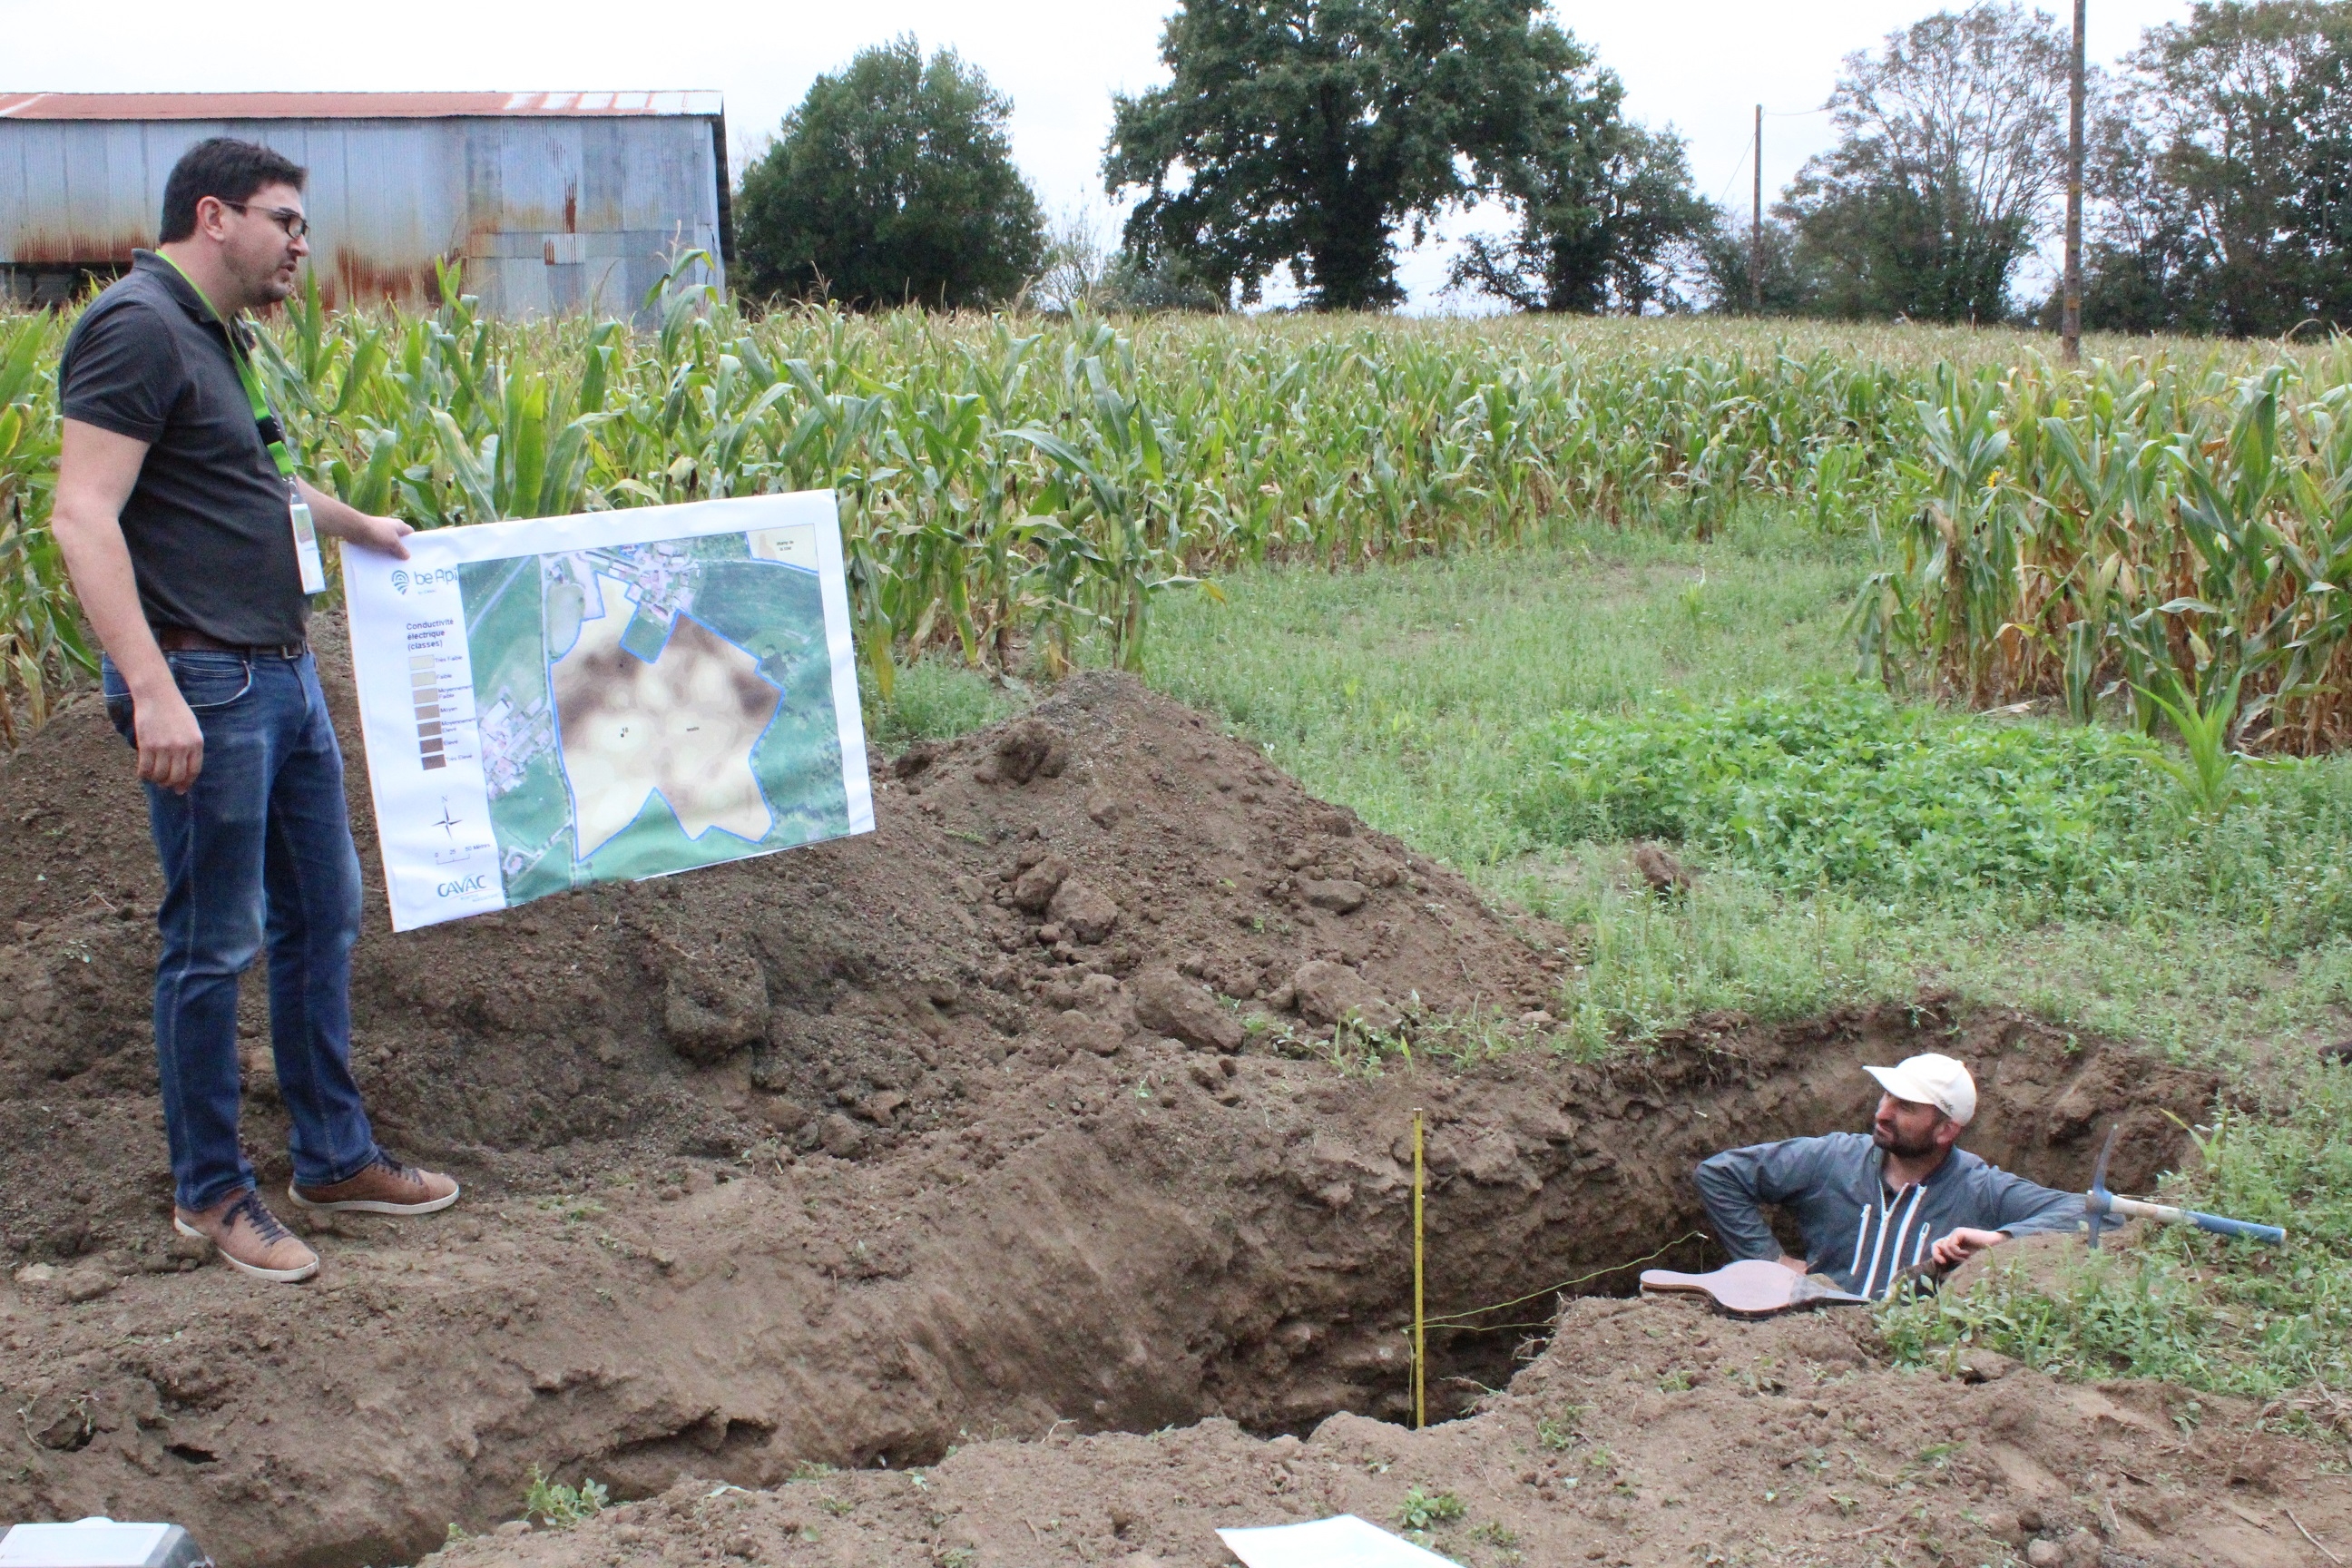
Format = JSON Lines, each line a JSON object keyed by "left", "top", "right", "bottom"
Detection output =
{"left": 288, "top": 485, "right": 328, "bottom": 594}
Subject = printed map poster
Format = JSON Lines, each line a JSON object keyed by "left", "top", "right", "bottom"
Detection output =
{"left": 341, "top": 491, "right": 873, "bottom": 931}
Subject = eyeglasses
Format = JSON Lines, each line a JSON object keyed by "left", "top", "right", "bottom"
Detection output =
{"left": 220, "top": 201, "right": 310, "bottom": 240}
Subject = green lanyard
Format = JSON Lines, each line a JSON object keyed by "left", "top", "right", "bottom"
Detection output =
{"left": 157, "top": 252, "right": 298, "bottom": 480}
{"left": 155, "top": 252, "right": 325, "bottom": 593}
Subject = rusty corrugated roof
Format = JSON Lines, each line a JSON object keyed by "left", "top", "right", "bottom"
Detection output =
{"left": 0, "top": 91, "right": 722, "bottom": 120}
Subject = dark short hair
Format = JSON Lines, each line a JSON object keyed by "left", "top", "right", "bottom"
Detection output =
{"left": 159, "top": 138, "right": 308, "bottom": 244}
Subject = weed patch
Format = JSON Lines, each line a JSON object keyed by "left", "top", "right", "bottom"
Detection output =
{"left": 523, "top": 1465, "right": 609, "bottom": 1530}
{"left": 1514, "top": 687, "right": 2164, "bottom": 908}
{"left": 1514, "top": 685, "right": 2352, "bottom": 946}
{"left": 1396, "top": 1485, "right": 1466, "bottom": 1539}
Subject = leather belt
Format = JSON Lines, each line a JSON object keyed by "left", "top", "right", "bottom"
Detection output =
{"left": 156, "top": 627, "right": 309, "bottom": 659}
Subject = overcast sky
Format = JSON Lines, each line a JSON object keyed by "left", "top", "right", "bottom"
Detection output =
{"left": 1, "top": 0, "right": 2198, "bottom": 309}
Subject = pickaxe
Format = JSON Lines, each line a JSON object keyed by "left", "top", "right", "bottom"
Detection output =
{"left": 2084, "top": 1124, "right": 2287, "bottom": 1250}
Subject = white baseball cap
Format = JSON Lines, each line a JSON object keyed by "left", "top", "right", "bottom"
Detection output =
{"left": 1865, "top": 1053, "right": 1977, "bottom": 1126}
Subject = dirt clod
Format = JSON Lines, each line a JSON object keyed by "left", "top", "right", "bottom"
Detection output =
{"left": 986, "top": 718, "right": 1067, "bottom": 784}
{"left": 817, "top": 1113, "right": 867, "bottom": 1159}
{"left": 1130, "top": 965, "right": 1242, "bottom": 1052}
{"left": 1290, "top": 958, "right": 1400, "bottom": 1033}
{"left": 1046, "top": 877, "right": 1120, "bottom": 943}
{"left": 1632, "top": 840, "right": 1692, "bottom": 894}
{"left": 1300, "top": 877, "right": 1367, "bottom": 913}
{"left": 660, "top": 937, "right": 769, "bottom": 1063}
{"left": 1011, "top": 854, "right": 1073, "bottom": 911}
{"left": 58, "top": 1265, "right": 118, "bottom": 1304}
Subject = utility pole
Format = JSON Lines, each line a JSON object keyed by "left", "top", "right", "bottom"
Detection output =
{"left": 1751, "top": 103, "right": 1764, "bottom": 315}
{"left": 2063, "top": 0, "right": 2085, "bottom": 363}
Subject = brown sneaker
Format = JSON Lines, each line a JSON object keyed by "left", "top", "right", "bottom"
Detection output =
{"left": 174, "top": 1190, "right": 319, "bottom": 1283}
{"left": 288, "top": 1155, "right": 459, "bottom": 1216}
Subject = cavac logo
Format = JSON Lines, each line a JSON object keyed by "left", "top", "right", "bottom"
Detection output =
{"left": 436, "top": 875, "right": 490, "bottom": 898}
{"left": 390, "top": 570, "right": 409, "bottom": 595}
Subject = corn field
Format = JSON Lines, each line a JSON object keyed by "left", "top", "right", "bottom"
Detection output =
{"left": 1852, "top": 356, "right": 2352, "bottom": 753}
{"left": 4, "top": 261, "right": 2350, "bottom": 749}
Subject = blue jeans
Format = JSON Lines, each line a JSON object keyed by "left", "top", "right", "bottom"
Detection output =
{"left": 103, "top": 650, "right": 381, "bottom": 1212}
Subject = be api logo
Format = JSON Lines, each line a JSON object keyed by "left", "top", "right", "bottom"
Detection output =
{"left": 392, "top": 566, "right": 459, "bottom": 596}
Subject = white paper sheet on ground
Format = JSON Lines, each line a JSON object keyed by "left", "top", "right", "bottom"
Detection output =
{"left": 1215, "top": 1514, "right": 1461, "bottom": 1568}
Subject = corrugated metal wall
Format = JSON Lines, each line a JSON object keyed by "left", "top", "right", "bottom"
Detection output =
{"left": 0, "top": 114, "right": 726, "bottom": 318}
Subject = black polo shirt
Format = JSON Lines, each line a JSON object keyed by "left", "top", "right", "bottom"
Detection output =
{"left": 59, "top": 250, "right": 308, "bottom": 647}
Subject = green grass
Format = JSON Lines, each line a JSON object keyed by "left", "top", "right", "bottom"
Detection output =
{"left": 1132, "top": 510, "right": 2352, "bottom": 1065}
{"left": 1141, "top": 508, "right": 1863, "bottom": 869}
{"left": 864, "top": 654, "right": 1031, "bottom": 751}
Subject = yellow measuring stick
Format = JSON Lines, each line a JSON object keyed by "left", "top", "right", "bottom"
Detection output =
{"left": 1412, "top": 1107, "right": 1426, "bottom": 1431}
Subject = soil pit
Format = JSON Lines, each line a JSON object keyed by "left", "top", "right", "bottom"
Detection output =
{"left": 0, "top": 636, "right": 2327, "bottom": 1568}
{"left": 426, "top": 1257, "right": 2352, "bottom": 1568}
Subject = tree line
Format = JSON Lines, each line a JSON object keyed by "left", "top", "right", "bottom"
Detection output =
{"left": 731, "top": 1, "right": 2352, "bottom": 336}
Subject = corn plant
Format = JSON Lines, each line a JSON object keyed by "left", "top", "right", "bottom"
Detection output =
{"left": 2136, "top": 664, "right": 2250, "bottom": 816}
{"left": 0, "top": 313, "right": 91, "bottom": 745}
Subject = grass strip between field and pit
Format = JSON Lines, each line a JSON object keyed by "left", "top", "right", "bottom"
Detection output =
{"left": 867, "top": 505, "right": 2352, "bottom": 1432}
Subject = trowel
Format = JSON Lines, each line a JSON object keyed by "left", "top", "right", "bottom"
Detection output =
{"left": 1638, "top": 1258, "right": 1870, "bottom": 1318}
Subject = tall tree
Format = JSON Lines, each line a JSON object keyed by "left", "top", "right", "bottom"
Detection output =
{"left": 1450, "top": 94, "right": 1714, "bottom": 314}
{"left": 1102, "top": 0, "right": 1587, "bottom": 310}
{"left": 2082, "top": 1, "right": 2352, "bottom": 336}
{"left": 734, "top": 37, "right": 1044, "bottom": 309}
{"left": 1692, "top": 214, "right": 1808, "bottom": 315}
{"left": 1782, "top": 4, "right": 2072, "bottom": 323}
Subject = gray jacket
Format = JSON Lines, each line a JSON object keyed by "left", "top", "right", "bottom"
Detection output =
{"left": 1694, "top": 1132, "right": 2082, "bottom": 1298}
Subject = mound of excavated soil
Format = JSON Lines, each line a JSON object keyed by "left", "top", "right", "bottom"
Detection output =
{"left": 422, "top": 1255, "right": 2352, "bottom": 1568}
{"left": 0, "top": 632, "right": 2289, "bottom": 1568}
{"left": 0, "top": 628, "right": 1565, "bottom": 1260}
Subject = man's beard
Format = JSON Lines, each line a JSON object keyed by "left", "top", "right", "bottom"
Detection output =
{"left": 1873, "top": 1122, "right": 1940, "bottom": 1160}
{"left": 233, "top": 251, "right": 299, "bottom": 309}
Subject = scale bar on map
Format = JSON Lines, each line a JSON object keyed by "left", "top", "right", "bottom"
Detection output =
{"left": 410, "top": 654, "right": 446, "bottom": 770}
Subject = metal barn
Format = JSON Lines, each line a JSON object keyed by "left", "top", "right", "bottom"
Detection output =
{"left": 0, "top": 92, "right": 730, "bottom": 318}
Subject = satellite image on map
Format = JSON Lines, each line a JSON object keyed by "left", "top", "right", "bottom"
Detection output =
{"left": 456, "top": 524, "right": 852, "bottom": 904}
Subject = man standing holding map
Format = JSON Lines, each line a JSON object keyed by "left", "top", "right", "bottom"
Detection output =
{"left": 50, "top": 139, "right": 460, "bottom": 1285}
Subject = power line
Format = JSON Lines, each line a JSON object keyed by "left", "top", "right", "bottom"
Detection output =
{"left": 1709, "top": 127, "right": 1756, "bottom": 209}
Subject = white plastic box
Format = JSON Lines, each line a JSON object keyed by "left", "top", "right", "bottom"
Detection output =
{"left": 0, "top": 1521, "right": 211, "bottom": 1568}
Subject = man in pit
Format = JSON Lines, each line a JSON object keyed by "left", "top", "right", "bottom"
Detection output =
{"left": 1693, "top": 1054, "right": 2082, "bottom": 1298}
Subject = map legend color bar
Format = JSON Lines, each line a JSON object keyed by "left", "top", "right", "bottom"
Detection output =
{"left": 410, "top": 653, "right": 446, "bottom": 770}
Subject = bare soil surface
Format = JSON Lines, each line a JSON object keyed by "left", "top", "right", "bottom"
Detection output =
{"left": 425, "top": 1250, "right": 2352, "bottom": 1568}
{"left": 0, "top": 632, "right": 2325, "bottom": 1568}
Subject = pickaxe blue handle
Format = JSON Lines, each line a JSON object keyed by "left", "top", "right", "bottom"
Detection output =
{"left": 2093, "top": 1192, "right": 2286, "bottom": 1245}
{"left": 2085, "top": 1124, "right": 2287, "bottom": 1249}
